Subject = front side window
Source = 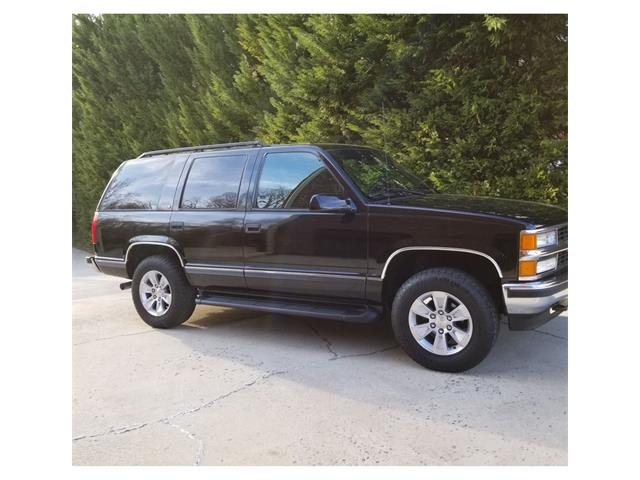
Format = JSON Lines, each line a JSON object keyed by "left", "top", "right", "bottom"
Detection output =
{"left": 181, "top": 155, "right": 246, "bottom": 209}
{"left": 100, "top": 156, "right": 174, "bottom": 210}
{"left": 255, "top": 152, "right": 343, "bottom": 209}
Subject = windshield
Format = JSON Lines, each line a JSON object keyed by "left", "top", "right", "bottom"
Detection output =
{"left": 326, "top": 147, "right": 434, "bottom": 201}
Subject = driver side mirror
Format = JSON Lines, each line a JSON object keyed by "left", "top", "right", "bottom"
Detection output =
{"left": 309, "top": 194, "right": 357, "bottom": 214}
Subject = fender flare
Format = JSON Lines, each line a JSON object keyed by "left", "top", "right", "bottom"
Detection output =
{"left": 125, "top": 236, "right": 185, "bottom": 268}
{"left": 380, "top": 247, "right": 503, "bottom": 279}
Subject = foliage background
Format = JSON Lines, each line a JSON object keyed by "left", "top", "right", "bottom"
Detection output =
{"left": 72, "top": 14, "right": 567, "bottom": 245}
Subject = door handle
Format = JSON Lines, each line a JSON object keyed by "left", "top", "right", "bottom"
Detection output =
{"left": 170, "top": 221, "right": 184, "bottom": 230}
{"left": 245, "top": 224, "right": 261, "bottom": 233}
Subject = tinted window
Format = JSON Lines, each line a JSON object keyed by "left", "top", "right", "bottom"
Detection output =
{"left": 181, "top": 155, "right": 245, "bottom": 209}
{"left": 100, "top": 156, "right": 174, "bottom": 210}
{"left": 328, "top": 147, "right": 433, "bottom": 201}
{"left": 255, "top": 152, "right": 343, "bottom": 209}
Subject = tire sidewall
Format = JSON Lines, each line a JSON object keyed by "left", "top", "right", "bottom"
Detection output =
{"left": 391, "top": 270, "right": 498, "bottom": 372}
{"left": 132, "top": 255, "right": 195, "bottom": 328}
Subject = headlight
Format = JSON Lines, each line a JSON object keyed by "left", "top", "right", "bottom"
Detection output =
{"left": 520, "top": 230, "right": 558, "bottom": 250}
{"left": 519, "top": 227, "right": 561, "bottom": 280}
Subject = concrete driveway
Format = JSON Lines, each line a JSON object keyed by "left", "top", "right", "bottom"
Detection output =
{"left": 72, "top": 248, "right": 567, "bottom": 465}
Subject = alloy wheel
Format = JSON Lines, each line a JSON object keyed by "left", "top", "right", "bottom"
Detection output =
{"left": 408, "top": 290, "right": 473, "bottom": 356}
{"left": 139, "top": 270, "right": 172, "bottom": 316}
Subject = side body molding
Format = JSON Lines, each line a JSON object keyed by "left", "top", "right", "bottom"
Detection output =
{"left": 380, "top": 247, "right": 503, "bottom": 279}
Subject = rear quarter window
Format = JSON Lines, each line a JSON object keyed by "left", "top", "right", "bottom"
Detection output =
{"left": 100, "top": 156, "right": 175, "bottom": 210}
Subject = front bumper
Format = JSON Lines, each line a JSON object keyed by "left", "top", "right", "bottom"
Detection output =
{"left": 502, "top": 272, "right": 568, "bottom": 330}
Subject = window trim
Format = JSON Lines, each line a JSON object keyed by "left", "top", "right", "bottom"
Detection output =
{"left": 177, "top": 153, "right": 248, "bottom": 212}
{"left": 250, "top": 150, "right": 346, "bottom": 212}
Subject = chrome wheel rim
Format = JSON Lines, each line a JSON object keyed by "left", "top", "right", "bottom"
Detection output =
{"left": 408, "top": 290, "right": 473, "bottom": 356}
{"left": 139, "top": 270, "right": 172, "bottom": 316}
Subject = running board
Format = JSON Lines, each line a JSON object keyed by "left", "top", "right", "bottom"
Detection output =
{"left": 196, "top": 292, "right": 381, "bottom": 323}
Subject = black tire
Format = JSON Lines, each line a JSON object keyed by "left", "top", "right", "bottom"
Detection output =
{"left": 131, "top": 254, "right": 196, "bottom": 329}
{"left": 391, "top": 268, "right": 499, "bottom": 372}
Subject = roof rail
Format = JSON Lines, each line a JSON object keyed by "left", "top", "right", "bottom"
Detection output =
{"left": 137, "top": 140, "right": 265, "bottom": 158}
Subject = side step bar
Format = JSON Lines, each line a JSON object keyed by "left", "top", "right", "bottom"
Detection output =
{"left": 196, "top": 292, "right": 381, "bottom": 323}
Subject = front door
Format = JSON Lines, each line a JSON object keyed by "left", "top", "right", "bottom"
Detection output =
{"left": 243, "top": 148, "right": 367, "bottom": 300}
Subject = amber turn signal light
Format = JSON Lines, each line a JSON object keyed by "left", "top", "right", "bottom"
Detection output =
{"left": 520, "top": 233, "right": 537, "bottom": 250}
{"left": 519, "top": 259, "right": 537, "bottom": 277}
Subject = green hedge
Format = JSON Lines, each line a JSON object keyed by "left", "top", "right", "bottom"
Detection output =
{"left": 72, "top": 14, "right": 567, "bottom": 246}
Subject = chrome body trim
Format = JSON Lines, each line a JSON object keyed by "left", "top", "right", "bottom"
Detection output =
{"left": 94, "top": 255, "right": 124, "bottom": 262}
{"left": 186, "top": 264, "right": 243, "bottom": 274}
{"left": 245, "top": 268, "right": 364, "bottom": 280}
{"left": 85, "top": 256, "right": 101, "bottom": 272}
{"left": 521, "top": 222, "right": 568, "bottom": 235}
{"left": 380, "top": 247, "right": 503, "bottom": 279}
{"left": 502, "top": 277, "right": 569, "bottom": 315}
{"left": 184, "top": 264, "right": 365, "bottom": 280}
{"left": 519, "top": 246, "right": 568, "bottom": 260}
{"left": 125, "top": 242, "right": 185, "bottom": 267}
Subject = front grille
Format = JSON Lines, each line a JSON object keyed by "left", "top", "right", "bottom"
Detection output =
{"left": 558, "top": 225, "right": 568, "bottom": 243}
{"left": 557, "top": 250, "right": 568, "bottom": 272}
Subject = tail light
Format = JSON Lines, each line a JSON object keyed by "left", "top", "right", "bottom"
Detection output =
{"left": 91, "top": 212, "right": 98, "bottom": 244}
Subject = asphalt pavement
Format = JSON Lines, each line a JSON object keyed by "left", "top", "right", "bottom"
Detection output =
{"left": 72, "top": 248, "right": 567, "bottom": 465}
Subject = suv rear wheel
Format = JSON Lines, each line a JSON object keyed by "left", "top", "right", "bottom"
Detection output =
{"left": 131, "top": 255, "right": 196, "bottom": 328}
{"left": 391, "top": 268, "right": 499, "bottom": 372}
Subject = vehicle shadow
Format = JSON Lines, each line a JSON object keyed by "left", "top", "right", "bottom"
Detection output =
{"left": 167, "top": 305, "right": 565, "bottom": 382}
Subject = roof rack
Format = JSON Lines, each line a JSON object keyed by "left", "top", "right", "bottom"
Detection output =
{"left": 137, "top": 140, "right": 265, "bottom": 158}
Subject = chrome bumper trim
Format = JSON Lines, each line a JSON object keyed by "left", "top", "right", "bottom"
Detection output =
{"left": 502, "top": 276, "right": 568, "bottom": 315}
{"left": 85, "top": 256, "right": 101, "bottom": 273}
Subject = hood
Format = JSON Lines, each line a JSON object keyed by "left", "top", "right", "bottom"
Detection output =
{"left": 385, "top": 194, "right": 567, "bottom": 227}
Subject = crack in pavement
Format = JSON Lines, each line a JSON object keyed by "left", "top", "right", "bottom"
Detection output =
{"left": 330, "top": 345, "right": 399, "bottom": 361}
{"left": 72, "top": 339, "right": 399, "bottom": 463}
{"left": 72, "top": 422, "right": 148, "bottom": 441}
{"left": 72, "top": 369, "right": 286, "bottom": 446}
{"left": 160, "top": 419, "right": 205, "bottom": 466}
{"left": 531, "top": 329, "right": 567, "bottom": 341}
{"left": 163, "top": 369, "right": 287, "bottom": 421}
{"left": 306, "top": 323, "right": 338, "bottom": 358}
{"left": 307, "top": 322, "right": 398, "bottom": 361}
{"left": 73, "top": 330, "right": 154, "bottom": 346}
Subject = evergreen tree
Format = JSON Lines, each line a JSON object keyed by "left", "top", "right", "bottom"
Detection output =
{"left": 72, "top": 14, "right": 567, "bottom": 246}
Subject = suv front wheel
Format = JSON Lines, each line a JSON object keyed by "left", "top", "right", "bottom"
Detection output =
{"left": 131, "top": 254, "right": 196, "bottom": 328}
{"left": 391, "top": 268, "right": 499, "bottom": 372}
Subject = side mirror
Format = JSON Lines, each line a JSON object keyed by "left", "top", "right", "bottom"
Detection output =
{"left": 309, "top": 194, "right": 357, "bottom": 214}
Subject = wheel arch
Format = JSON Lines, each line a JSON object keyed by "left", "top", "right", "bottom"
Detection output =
{"left": 125, "top": 237, "right": 185, "bottom": 278}
{"left": 381, "top": 248, "right": 505, "bottom": 314}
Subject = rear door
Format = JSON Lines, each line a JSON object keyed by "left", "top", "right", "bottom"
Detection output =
{"left": 242, "top": 147, "right": 368, "bottom": 299}
{"left": 169, "top": 150, "right": 255, "bottom": 288}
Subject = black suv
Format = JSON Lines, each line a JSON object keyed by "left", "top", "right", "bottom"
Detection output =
{"left": 87, "top": 141, "right": 568, "bottom": 372}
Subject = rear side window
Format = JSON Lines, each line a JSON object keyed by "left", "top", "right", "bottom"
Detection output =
{"left": 180, "top": 155, "right": 246, "bottom": 209}
{"left": 100, "top": 156, "right": 174, "bottom": 210}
